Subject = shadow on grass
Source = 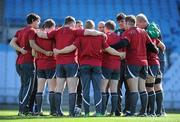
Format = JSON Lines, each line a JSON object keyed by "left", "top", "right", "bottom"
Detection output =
{"left": 0, "top": 115, "right": 102, "bottom": 120}
{"left": 0, "top": 115, "right": 66, "bottom": 120}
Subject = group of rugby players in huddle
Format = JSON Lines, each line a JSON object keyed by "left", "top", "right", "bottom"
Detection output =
{"left": 10, "top": 12, "right": 166, "bottom": 117}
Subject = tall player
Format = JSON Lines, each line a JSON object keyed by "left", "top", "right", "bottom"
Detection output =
{"left": 34, "top": 19, "right": 57, "bottom": 116}
{"left": 136, "top": 13, "right": 166, "bottom": 116}
{"left": 10, "top": 13, "right": 50, "bottom": 116}
{"left": 114, "top": 12, "right": 130, "bottom": 116}
{"left": 101, "top": 20, "right": 125, "bottom": 116}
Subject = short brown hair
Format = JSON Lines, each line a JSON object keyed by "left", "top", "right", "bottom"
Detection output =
{"left": 43, "top": 19, "right": 56, "bottom": 28}
{"left": 85, "top": 20, "right": 95, "bottom": 29}
{"left": 125, "top": 15, "right": 136, "bottom": 25}
{"left": 105, "top": 20, "right": 116, "bottom": 31}
{"left": 64, "top": 16, "right": 75, "bottom": 25}
{"left": 116, "top": 12, "right": 126, "bottom": 21}
{"left": 26, "top": 13, "right": 40, "bottom": 24}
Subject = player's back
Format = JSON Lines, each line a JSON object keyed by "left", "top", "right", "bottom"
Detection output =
{"left": 48, "top": 27, "right": 84, "bottom": 64}
{"left": 35, "top": 33, "right": 55, "bottom": 59}
{"left": 74, "top": 35, "right": 108, "bottom": 66}
{"left": 15, "top": 26, "right": 36, "bottom": 64}
{"left": 147, "top": 38, "right": 160, "bottom": 65}
{"left": 123, "top": 27, "right": 149, "bottom": 65}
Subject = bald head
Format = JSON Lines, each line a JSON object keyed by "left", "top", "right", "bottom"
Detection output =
{"left": 136, "top": 13, "right": 149, "bottom": 29}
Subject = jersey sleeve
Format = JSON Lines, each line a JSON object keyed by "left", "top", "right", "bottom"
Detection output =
{"left": 102, "top": 38, "right": 110, "bottom": 49}
{"left": 47, "top": 29, "right": 56, "bottom": 39}
{"left": 28, "top": 29, "right": 36, "bottom": 41}
{"left": 122, "top": 31, "right": 131, "bottom": 43}
{"left": 73, "top": 37, "right": 81, "bottom": 49}
{"left": 155, "top": 38, "right": 160, "bottom": 45}
{"left": 145, "top": 32, "right": 153, "bottom": 44}
{"left": 74, "top": 29, "right": 85, "bottom": 36}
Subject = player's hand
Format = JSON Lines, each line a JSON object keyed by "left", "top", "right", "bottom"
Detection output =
{"left": 45, "top": 51, "right": 53, "bottom": 56}
{"left": 53, "top": 48, "right": 59, "bottom": 56}
{"left": 20, "top": 48, "right": 27, "bottom": 55}
{"left": 32, "top": 49, "right": 37, "bottom": 58}
{"left": 119, "top": 52, "right": 126, "bottom": 59}
{"left": 102, "top": 33, "right": 107, "bottom": 40}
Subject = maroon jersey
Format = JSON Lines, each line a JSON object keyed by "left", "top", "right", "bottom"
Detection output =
{"left": 74, "top": 35, "right": 109, "bottom": 67}
{"left": 15, "top": 26, "right": 36, "bottom": 64}
{"left": 123, "top": 27, "right": 152, "bottom": 66}
{"left": 47, "top": 27, "right": 84, "bottom": 64}
{"left": 102, "top": 32, "right": 122, "bottom": 70}
{"left": 35, "top": 33, "right": 56, "bottom": 70}
{"left": 147, "top": 38, "right": 160, "bottom": 65}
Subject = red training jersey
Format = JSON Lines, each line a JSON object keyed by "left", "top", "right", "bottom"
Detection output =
{"left": 35, "top": 33, "right": 56, "bottom": 70}
{"left": 47, "top": 27, "right": 84, "bottom": 64}
{"left": 123, "top": 27, "right": 152, "bottom": 66}
{"left": 74, "top": 35, "right": 109, "bottom": 67}
{"left": 147, "top": 38, "right": 160, "bottom": 65}
{"left": 102, "top": 32, "right": 123, "bottom": 70}
{"left": 15, "top": 26, "right": 36, "bottom": 64}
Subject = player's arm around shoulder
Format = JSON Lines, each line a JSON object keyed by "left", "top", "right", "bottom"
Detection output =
{"left": 104, "top": 47, "right": 126, "bottom": 59}
{"left": 157, "top": 39, "right": 166, "bottom": 53}
{"left": 84, "top": 29, "right": 107, "bottom": 40}
{"left": 53, "top": 45, "right": 77, "bottom": 56}
{"left": 36, "top": 29, "right": 48, "bottom": 39}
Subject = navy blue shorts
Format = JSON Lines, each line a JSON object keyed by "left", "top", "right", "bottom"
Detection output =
{"left": 37, "top": 68, "right": 56, "bottom": 79}
{"left": 102, "top": 67, "right": 120, "bottom": 80}
{"left": 125, "top": 65, "right": 148, "bottom": 80}
{"left": 56, "top": 63, "right": 78, "bottom": 78}
{"left": 148, "top": 65, "right": 162, "bottom": 78}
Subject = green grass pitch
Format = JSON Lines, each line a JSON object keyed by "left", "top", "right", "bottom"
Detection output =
{"left": 0, "top": 110, "right": 180, "bottom": 122}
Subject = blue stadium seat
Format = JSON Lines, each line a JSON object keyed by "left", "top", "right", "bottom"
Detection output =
{"left": 169, "top": 0, "right": 180, "bottom": 20}
{"left": 32, "top": 0, "right": 42, "bottom": 15}
{"left": 131, "top": 0, "right": 142, "bottom": 14}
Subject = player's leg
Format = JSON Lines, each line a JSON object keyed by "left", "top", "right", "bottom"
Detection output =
{"left": 46, "top": 68, "right": 56, "bottom": 115}
{"left": 123, "top": 79, "right": 130, "bottom": 113}
{"left": 92, "top": 66, "right": 103, "bottom": 116}
{"left": 28, "top": 61, "right": 37, "bottom": 114}
{"left": 138, "top": 66, "right": 148, "bottom": 116}
{"left": 154, "top": 70, "right": 163, "bottom": 116}
{"left": 74, "top": 77, "right": 82, "bottom": 116}
{"left": 146, "top": 66, "right": 157, "bottom": 116}
{"left": 109, "top": 79, "right": 118, "bottom": 116}
{"left": 55, "top": 64, "right": 66, "bottom": 116}
{"left": 101, "top": 67, "right": 111, "bottom": 115}
{"left": 16, "top": 64, "right": 24, "bottom": 115}
{"left": 35, "top": 73, "right": 46, "bottom": 116}
{"left": 155, "top": 61, "right": 166, "bottom": 115}
{"left": 76, "top": 78, "right": 82, "bottom": 109}
{"left": 125, "top": 65, "right": 139, "bottom": 116}
{"left": 20, "top": 64, "right": 35, "bottom": 115}
{"left": 66, "top": 63, "right": 79, "bottom": 116}
{"left": 80, "top": 65, "right": 91, "bottom": 116}
{"left": 109, "top": 70, "right": 120, "bottom": 116}
{"left": 101, "top": 78, "right": 109, "bottom": 115}
{"left": 116, "top": 60, "right": 126, "bottom": 116}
